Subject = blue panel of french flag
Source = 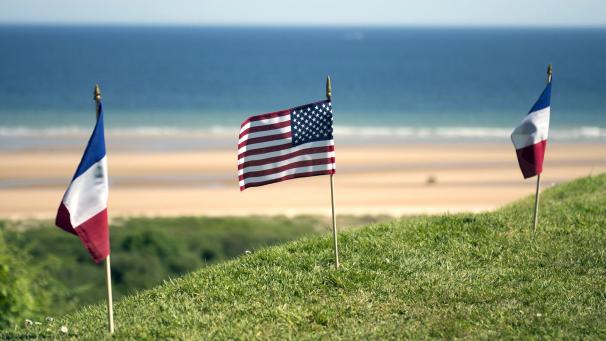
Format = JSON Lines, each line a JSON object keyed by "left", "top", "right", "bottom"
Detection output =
{"left": 511, "top": 82, "right": 551, "bottom": 179}
{"left": 55, "top": 103, "right": 109, "bottom": 263}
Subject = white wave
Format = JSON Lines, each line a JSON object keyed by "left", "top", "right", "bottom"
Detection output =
{"left": 334, "top": 126, "right": 606, "bottom": 140}
{"left": 0, "top": 126, "right": 90, "bottom": 137}
{"left": 550, "top": 126, "right": 606, "bottom": 139}
{"left": 108, "top": 126, "right": 236, "bottom": 138}
{"left": 0, "top": 126, "right": 237, "bottom": 138}
{"left": 0, "top": 125, "right": 605, "bottom": 140}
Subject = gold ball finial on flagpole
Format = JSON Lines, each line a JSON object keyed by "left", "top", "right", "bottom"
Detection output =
{"left": 326, "top": 76, "right": 332, "bottom": 101}
{"left": 547, "top": 64, "right": 553, "bottom": 83}
{"left": 94, "top": 84, "right": 102, "bottom": 103}
{"left": 93, "top": 84, "right": 102, "bottom": 119}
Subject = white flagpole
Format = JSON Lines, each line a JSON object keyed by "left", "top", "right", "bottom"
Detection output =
{"left": 105, "top": 255, "right": 114, "bottom": 334}
{"left": 326, "top": 76, "right": 339, "bottom": 270}
{"left": 532, "top": 173, "right": 541, "bottom": 232}
{"left": 532, "top": 64, "right": 552, "bottom": 233}
{"left": 330, "top": 175, "right": 339, "bottom": 269}
{"left": 95, "top": 84, "right": 114, "bottom": 334}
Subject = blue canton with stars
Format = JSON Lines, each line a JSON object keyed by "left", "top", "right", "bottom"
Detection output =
{"left": 290, "top": 100, "right": 333, "bottom": 147}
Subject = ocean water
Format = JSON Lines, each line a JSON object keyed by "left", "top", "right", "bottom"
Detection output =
{"left": 0, "top": 26, "right": 605, "bottom": 149}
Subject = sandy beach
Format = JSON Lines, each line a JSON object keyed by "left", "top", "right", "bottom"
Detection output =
{"left": 1, "top": 142, "right": 604, "bottom": 220}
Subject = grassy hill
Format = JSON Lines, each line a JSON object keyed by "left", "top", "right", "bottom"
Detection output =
{"left": 2, "top": 215, "right": 327, "bottom": 317}
{"left": 1, "top": 213, "right": 389, "bottom": 326}
{"left": 6, "top": 174, "right": 606, "bottom": 339}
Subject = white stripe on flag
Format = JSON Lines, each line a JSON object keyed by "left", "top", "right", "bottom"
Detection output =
{"left": 239, "top": 163, "right": 335, "bottom": 187}
{"left": 238, "top": 140, "right": 334, "bottom": 165}
{"left": 238, "top": 126, "right": 291, "bottom": 144}
{"left": 237, "top": 136, "right": 292, "bottom": 155}
{"left": 239, "top": 115, "right": 291, "bottom": 133}
{"left": 62, "top": 157, "right": 108, "bottom": 227}
{"left": 511, "top": 107, "right": 550, "bottom": 149}
{"left": 239, "top": 151, "right": 336, "bottom": 175}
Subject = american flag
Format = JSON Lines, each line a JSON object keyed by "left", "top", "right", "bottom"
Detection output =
{"left": 238, "top": 100, "right": 336, "bottom": 191}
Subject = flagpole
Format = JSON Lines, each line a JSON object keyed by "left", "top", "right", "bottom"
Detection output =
{"left": 532, "top": 173, "right": 541, "bottom": 232}
{"left": 532, "top": 64, "right": 552, "bottom": 233}
{"left": 95, "top": 84, "right": 114, "bottom": 334}
{"left": 105, "top": 255, "right": 114, "bottom": 334}
{"left": 326, "top": 76, "right": 340, "bottom": 270}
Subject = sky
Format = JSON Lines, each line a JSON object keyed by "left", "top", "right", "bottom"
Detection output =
{"left": 0, "top": 0, "right": 605, "bottom": 27}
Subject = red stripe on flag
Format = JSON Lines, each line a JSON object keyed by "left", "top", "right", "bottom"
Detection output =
{"left": 240, "top": 110, "right": 290, "bottom": 127}
{"left": 237, "top": 142, "right": 293, "bottom": 159}
{"left": 74, "top": 208, "right": 110, "bottom": 263}
{"left": 239, "top": 157, "right": 335, "bottom": 180}
{"left": 56, "top": 203, "right": 109, "bottom": 263}
{"left": 56, "top": 202, "right": 77, "bottom": 235}
{"left": 238, "top": 145, "right": 335, "bottom": 170}
{"left": 237, "top": 131, "right": 292, "bottom": 149}
{"left": 515, "top": 139, "right": 547, "bottom": 179}
{"left": 240, "top": 169, "right": 335, "bottom": 191}
{"left": 239, "top": 120, "right": 291, "bottom": 138}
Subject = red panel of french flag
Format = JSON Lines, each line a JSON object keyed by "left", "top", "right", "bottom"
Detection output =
{"left": 55, "top": 103, "right": 109, "bottom": 263}
{"left": 511, "top": 82, "right": 552, "bottom": 179}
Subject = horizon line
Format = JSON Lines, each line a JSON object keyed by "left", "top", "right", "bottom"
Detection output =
{"left": 0, "top": 22, "right": 605, "bottom": 29}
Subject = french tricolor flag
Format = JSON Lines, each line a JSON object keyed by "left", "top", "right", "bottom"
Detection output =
{"left": 56, "top": 103, "right": 109, "bottom": 263}
{"left": 511, "top": 81, "right": 551, "bottom": 179}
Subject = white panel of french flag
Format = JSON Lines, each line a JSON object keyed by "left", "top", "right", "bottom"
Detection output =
{"left": 511, "top": 82, "right": 551, "bottom": 179}
{"left": 55, "top": 104, "right": 110, "bottom": 263}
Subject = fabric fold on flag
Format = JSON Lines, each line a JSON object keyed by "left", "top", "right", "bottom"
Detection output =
{"left": 511, "top": 82, "right": 551, "bottom": 178}
{"left": 55, "top": 104, "right": 109, "bottom": 263}
{"left": 238, "top": 100, "right": 336, "bottom": 190}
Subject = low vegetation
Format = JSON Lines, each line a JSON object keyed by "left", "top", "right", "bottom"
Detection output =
{"left": 3, "top": 174, "right": 606, "bottom": 339}
{"left": 0, "top": 214, "right": 388, "bottom": 328}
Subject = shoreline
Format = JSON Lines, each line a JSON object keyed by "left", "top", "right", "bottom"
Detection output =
{"left": 1, "top": 143, "right": 605, "bottom": 220}
{"left": 0, "top": 126, "right": 605, "bottom": 153}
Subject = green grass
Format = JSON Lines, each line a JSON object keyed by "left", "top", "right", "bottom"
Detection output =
{"left": 2, "top": 214, "right": 389, "bottom": 318}
{"left": 5, "top": 174, "right": 606, "bottom": 339}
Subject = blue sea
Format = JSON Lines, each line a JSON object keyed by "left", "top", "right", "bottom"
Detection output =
{"left": 0, "top": 26, "right": 605, "bottom": 150}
